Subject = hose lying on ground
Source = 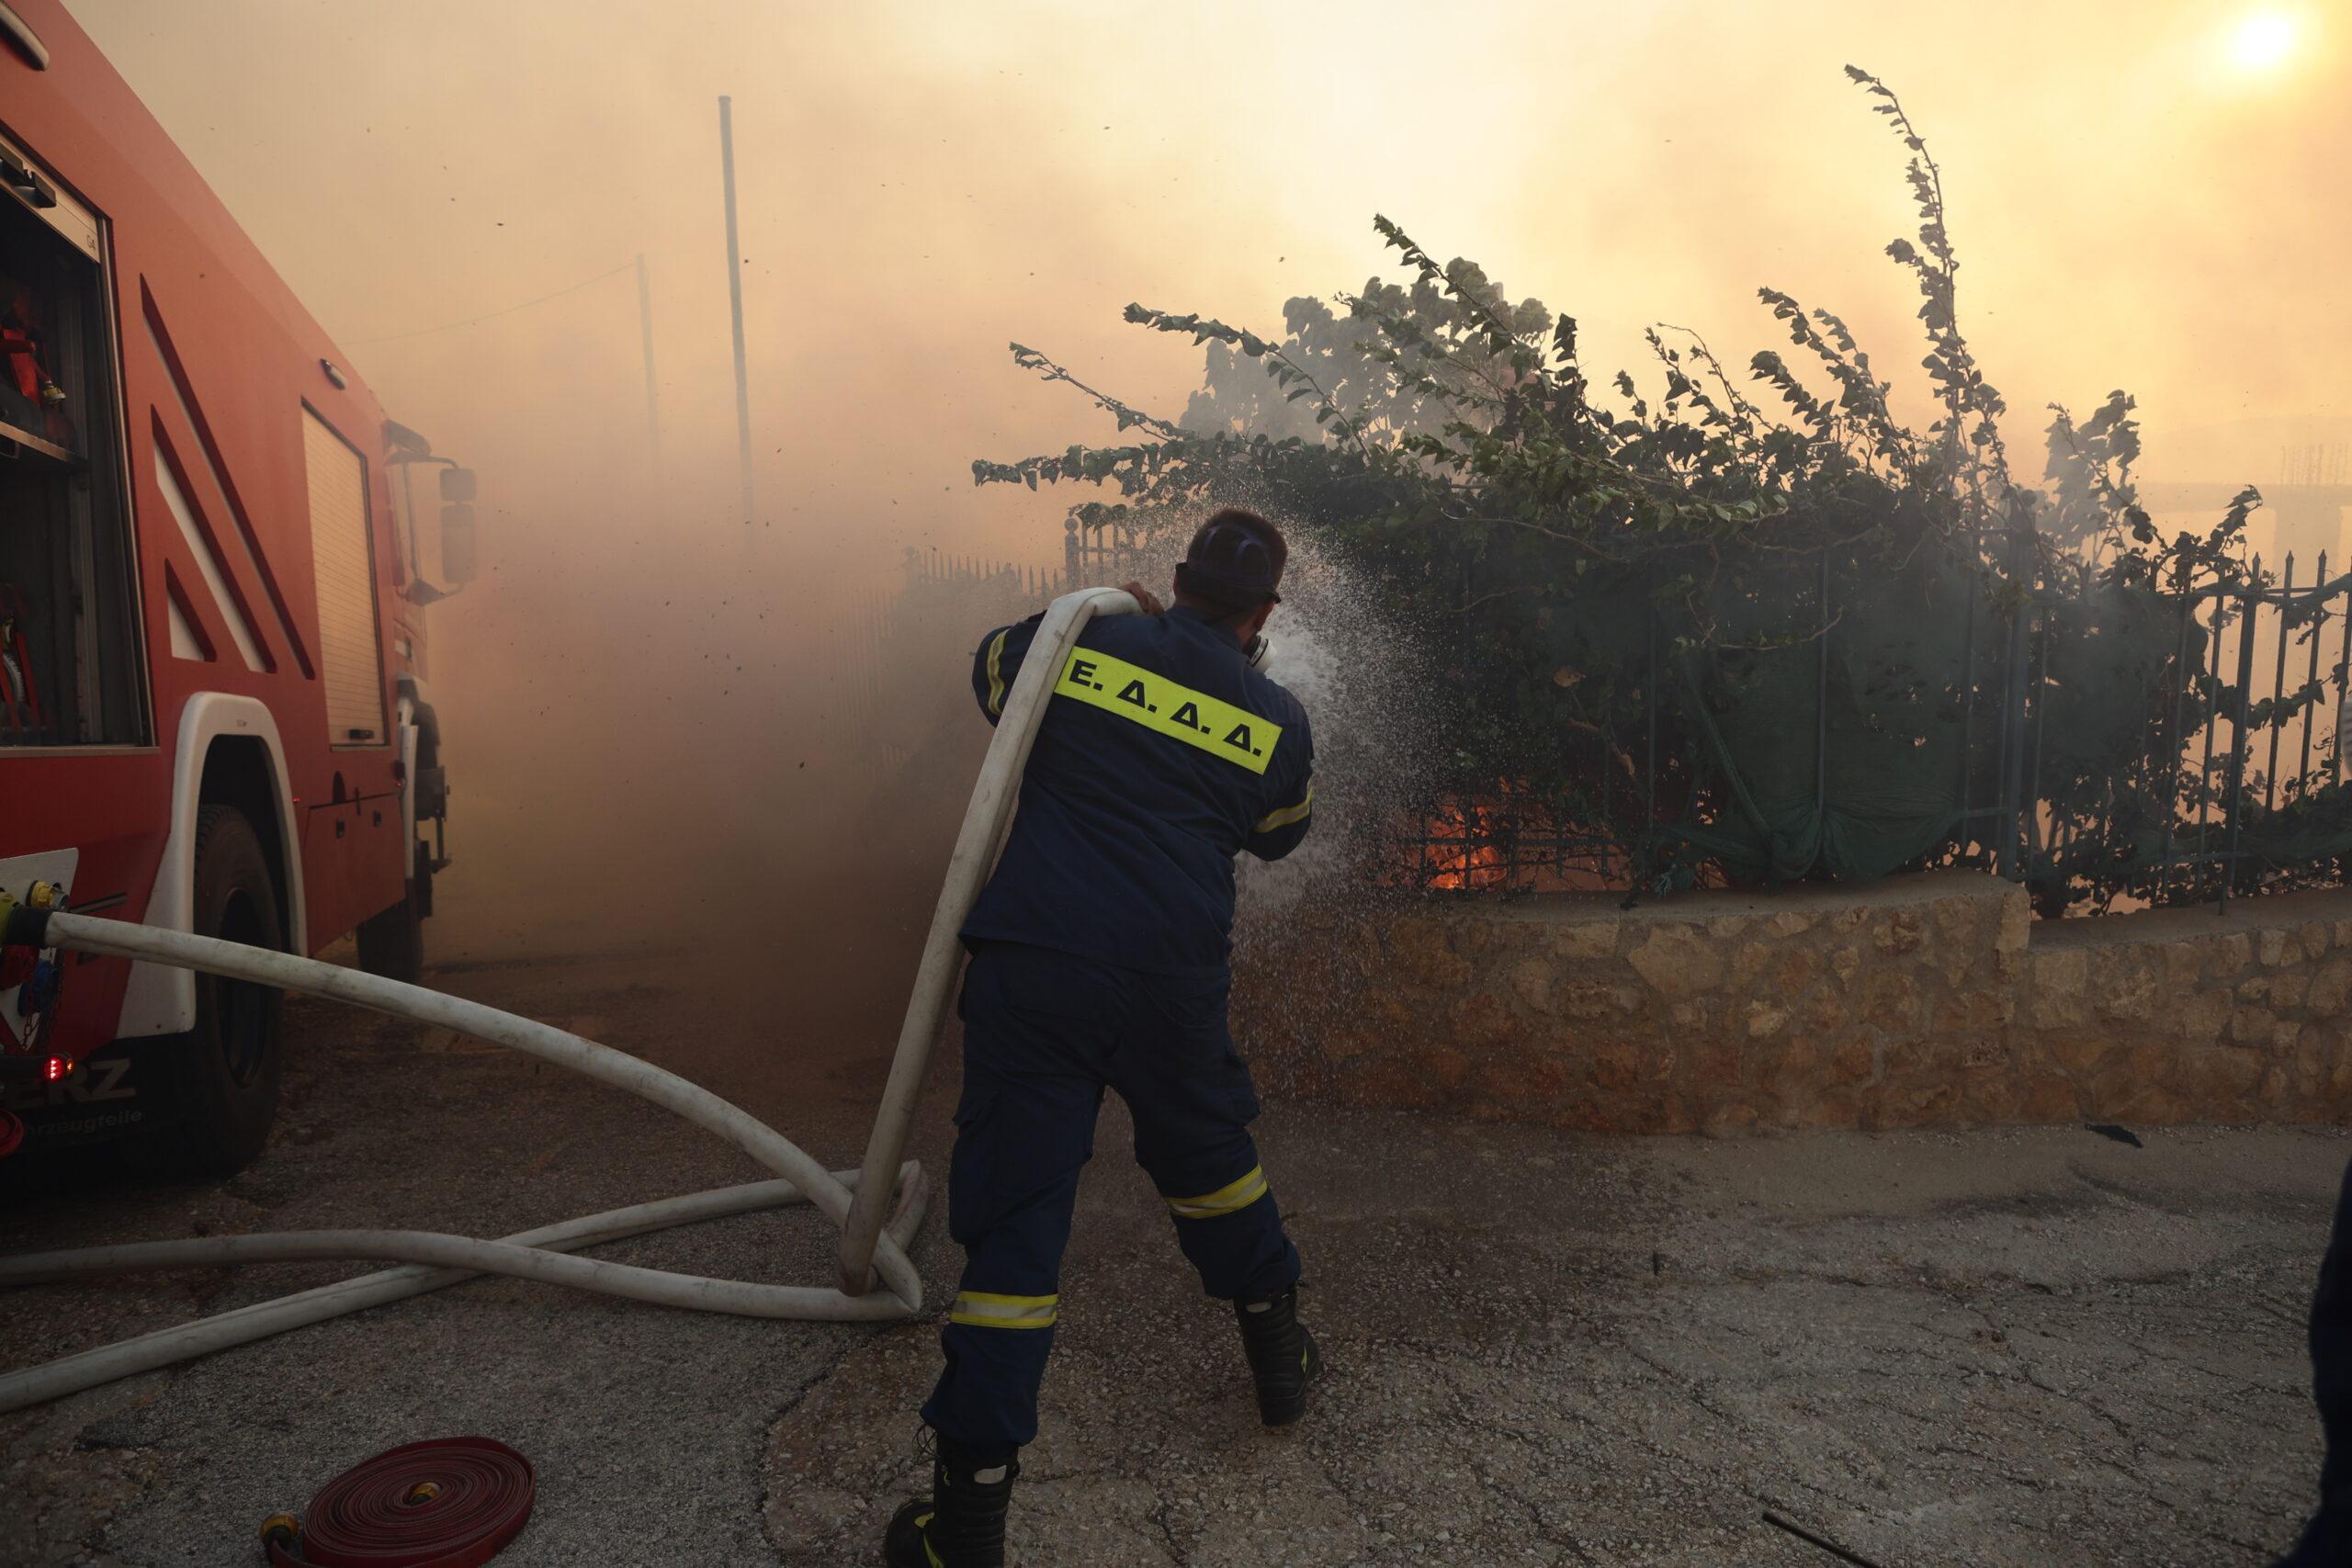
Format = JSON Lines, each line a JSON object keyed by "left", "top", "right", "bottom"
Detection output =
{"left": 0, "top": 907, "right": 932, "bottom": 1415}
{"left": 0, "top": 1169, "right": 930, "bottom": 1415}
{"left": 259, "top": 1436, "right": 536, "bottom": 1568}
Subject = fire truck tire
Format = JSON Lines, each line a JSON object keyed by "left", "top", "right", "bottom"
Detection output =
{"left": 154, "top": 805, "right": 287, "bottom": 1177}
{"left": 355, "top": 854, "right": 424, "bottom": 985}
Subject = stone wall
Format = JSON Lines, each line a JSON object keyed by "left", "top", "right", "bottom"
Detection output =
{"left": 1236, "top": 871, "right": 2352, "bottom": 1134}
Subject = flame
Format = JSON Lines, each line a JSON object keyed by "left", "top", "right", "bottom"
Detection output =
{"left": 1419, "top": 799, "right": 1515, "bottom": 891}
{"left": 1397, "top": 790, "right": 1620, "bottom": 893}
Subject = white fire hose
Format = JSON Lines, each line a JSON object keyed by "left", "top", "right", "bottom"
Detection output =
{"left": 0, "top": 586, "right": 1140, "bottom": 1415}
{"left": 835, "top": 586, "right": 1138, "bottom": 1291}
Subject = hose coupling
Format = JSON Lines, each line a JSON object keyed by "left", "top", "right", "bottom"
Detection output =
{"left": 1, "top": 897, "right": 51, "bottom": 952}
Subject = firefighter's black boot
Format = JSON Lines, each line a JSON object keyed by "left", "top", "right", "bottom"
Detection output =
{"left": 1235, "top": 1282, "right": 1321, "bottom": 1427}
{"left": 884, "top": 1437, "right": 1018, "bottom": 1568}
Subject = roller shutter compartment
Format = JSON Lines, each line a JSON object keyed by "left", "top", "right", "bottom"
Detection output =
{"left": 300, "top": 409, "right": 384, "bottom": 747}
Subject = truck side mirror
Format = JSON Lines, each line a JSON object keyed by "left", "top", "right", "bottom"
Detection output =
{"left": 439, "top": 467, "right": 477, "bottom": 503}
{"left": 440, "top": 502, "right": 478, "bottom": 586}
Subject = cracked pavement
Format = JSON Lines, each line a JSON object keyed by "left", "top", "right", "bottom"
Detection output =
{"left": 768, "top": 1112, "right": 2345, "bottom": 1567}
{"left": 0, "top": 931, "right": 907, "bottom": 1568}
{"left": 3, "top": 918, "right": 2342, "bottom": 1565}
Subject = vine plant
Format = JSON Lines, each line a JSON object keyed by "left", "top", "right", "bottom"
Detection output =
{"left": 970, "top": 68, "right": 2289, "bottom": 908}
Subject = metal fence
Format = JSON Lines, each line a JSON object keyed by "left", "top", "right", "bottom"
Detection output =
{"left": 898, "top": 508, "right": 1154, "bottom": 600}
{"left": 1062, "top": 509, "right": 1150, "bottom": 588}
{"left": 2049, "top": 551, "right": 2352, "bottom": 912}
{"left": 852, "top": 512, "right": 2352, "bottom": 916}
{"left": 818, "top": 520, "right": 1154, "bottom": 779}
{"left": 1380, "top": 758, "right": 1633, "bottom": 894}
{"left": 1380, "top": 532, "right": 2352, "bottom": 915}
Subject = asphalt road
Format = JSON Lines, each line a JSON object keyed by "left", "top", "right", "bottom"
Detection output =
{"left": 775, "top": 1107, "right": 2348, "bottom": 1567}
{"left": 4, "top": 930, "right": 2346, "bottom": 1567}
{"left": 0, "top": 928, "right": 939, "bottom": 1568}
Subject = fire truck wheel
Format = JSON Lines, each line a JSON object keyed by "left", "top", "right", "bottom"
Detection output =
{"left": 355, "top": 856, "right": 424, "bottom": 985}
{"left": 155, "top": 805, "right": 287, "bottom": 1177}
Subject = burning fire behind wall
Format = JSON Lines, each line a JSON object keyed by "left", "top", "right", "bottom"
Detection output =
{"left": 1385, "top": 794, "right": 1661, "bottom": 895}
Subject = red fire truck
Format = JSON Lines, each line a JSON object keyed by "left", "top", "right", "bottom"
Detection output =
{"left": 0, "top": 0, "right": 470, "bottom": 1172}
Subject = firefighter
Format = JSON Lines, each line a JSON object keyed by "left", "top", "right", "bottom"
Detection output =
{"left": 2275, "top": 1155, "right": 2352, "bottom": 1564}
{"left": 886, "top": 509, "right": 1320, "bottom": 1568}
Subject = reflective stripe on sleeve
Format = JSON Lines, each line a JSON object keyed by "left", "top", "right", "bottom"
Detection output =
{"left": 1253, "top": 786, "right": 1313, "bottom": 834}
{"left": 1165, "top": 1165, "right": 1270, "bottom": 1220}
{"left": 985, "top": 628, "right": 1011, "bottom": 716}
{"left": 948, "top": 1290, "right": 1059, "bottom": 1329}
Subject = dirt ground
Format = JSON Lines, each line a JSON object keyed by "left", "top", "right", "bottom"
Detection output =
{"left": 2, "top": 925, "right": 2343, "bottom": 1567}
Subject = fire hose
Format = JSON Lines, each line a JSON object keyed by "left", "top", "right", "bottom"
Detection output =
{"left": 258, "top": 1437, "right": 535, "bottom": 1568}
{"left": 0, "top": 585, "right": 1141, "bottom": 1420}
{"left": 0, "top": 902, "right": 933, "bottom": 1414}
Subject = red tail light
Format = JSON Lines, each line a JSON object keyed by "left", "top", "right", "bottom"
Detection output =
{"left": 43, "top": 1055, "right": 73, "bottom": 1083}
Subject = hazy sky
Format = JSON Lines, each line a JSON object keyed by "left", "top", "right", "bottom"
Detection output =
{"left": 35, "top": 0, "right": 2350, "bottom": 988}
{"left": 62, "top": 0, "right": 2352, "bottom": 573}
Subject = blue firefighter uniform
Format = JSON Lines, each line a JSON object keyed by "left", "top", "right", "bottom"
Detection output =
{"left": 2277, "top": 1155, "right": 2352, "bottom": 1564}
{"left": 919, "top": 603, "right": 1316, "bottom": 1458}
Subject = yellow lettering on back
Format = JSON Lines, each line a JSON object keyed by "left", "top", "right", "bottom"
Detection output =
{"left": 1053, "top": 649, "right": 1280, "bottom": 774}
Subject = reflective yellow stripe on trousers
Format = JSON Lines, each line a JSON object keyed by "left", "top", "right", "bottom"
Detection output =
{"left": 1165, "top": 1165, "right": 1270, "bottom": 1220}
{"left": 948, "top": 1290, "right": 1058, "bottom": 1329}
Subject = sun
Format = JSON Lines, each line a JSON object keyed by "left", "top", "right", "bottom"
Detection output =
{"left": 2231, "top": 11, "right": 2301, "bottom": 71}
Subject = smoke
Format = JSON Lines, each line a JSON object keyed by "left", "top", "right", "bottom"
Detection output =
{"left": 52, "top": 0, "right": 2351, "bottom": 1097}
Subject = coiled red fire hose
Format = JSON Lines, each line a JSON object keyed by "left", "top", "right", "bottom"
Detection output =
{"left": 259, "top": 1437, "right": 534, "bottom": 1567}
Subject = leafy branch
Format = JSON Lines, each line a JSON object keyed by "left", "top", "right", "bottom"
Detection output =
{"left": 1845, "top": 62, "right": 2012, "bottom": 511}
{"left": 1121, "top": 302, "right": 1378, "bottom": 465}
{"left": 1007, "top": 343, "right": 1185, "bottom": 440}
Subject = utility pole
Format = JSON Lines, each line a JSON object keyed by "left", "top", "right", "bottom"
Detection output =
{"left": 635, "top": 252, "right": 659, "bottom": 453}
{"left": 718, "top": 95, "right": 753, "bottom": 525}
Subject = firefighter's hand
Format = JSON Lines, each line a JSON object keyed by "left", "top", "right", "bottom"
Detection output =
{"left": 1119, "top": 581, "right": 1166, "bottom": 616}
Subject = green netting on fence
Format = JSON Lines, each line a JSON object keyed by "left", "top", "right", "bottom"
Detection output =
{"left": 1458, "top": 537, "right": 2352, "bottom": 908}
{"left": 1673, "top": 545, "right": 1985, "bottom": 885}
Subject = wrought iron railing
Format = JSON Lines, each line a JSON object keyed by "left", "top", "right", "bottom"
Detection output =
{"left": 1373, "top": 530, "right": 2352, "bottom": 915}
